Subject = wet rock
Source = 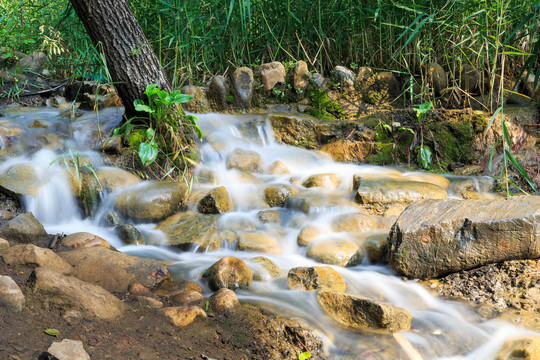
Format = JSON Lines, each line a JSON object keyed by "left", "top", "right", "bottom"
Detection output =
{"left": 181, "top": 85, "right": 210, "bottom": 113}
{"left": 136, "top": 295, "right": 163, "bottom": 309}
{"left": 257, "top": 210, "right": 280, "bottom": 224}
{"left": 457, "top": 64, "right": 482, "bottom": 93}
{"left": 331, "top": 212, "right": 377, "bottom": 232}
{"left": 16, "top": 52, "right": 48, "bottom": 71}
{"left": 319, "top": 140, "right": 372, "bottom": 163}
{"left": 158, "top": 306, "right": 207, "bottom": 327}
{"left": 333, "top": 66, "right": 356, "bottom": 90}
{"left": 60, "top": 232, "right": 111, "bottom": 250}
{"left": 115, "top": 224, "right": 143, "bottom": 245}
{"left": 115, "top": 181, "right": 187, "bottom": 222}
{"left": 427, "top": 62, "right": 448, "bottom": 95}
{"left": 260, "top": 62, "right": 286, "bottom": 91}
{"left": 404, "top": 172, "right": 450, "bottom": 189}
{"left": 238, "top": 231, "right": 281, "bottom": 254}
{"left": 172, "top": 290, "right": 204, "bottom": 306}
{"left": 297, "top": 224, "right": 323, "bottom": 246}
{"left": 96, "top": 167, "right": 141, "bottom": 192}
{"left": 0, "top": 275, "right": 25, "bottom": 311}
{"left": 98, "top": 136, "right": 123, "bottom": 154}
{"left": 269, "top": 114, "right": 318, "bottom": 148}
{"left": 355, "top": 178, "right": 447, "bottom": 206}
{"left": 288, "top": 266, "right": 346, "bottom": 292}
{"left": 266, "top": 160, "right": 290, "bottom": 175}
{"left": 1, "top": 244, "right": 72, "bottom": 274}
{"left": 71, "top": 256, "right": 135, "bottom": 293}
{"left": 307, "top": 236, "right": 363, "bottom": 267}
{"left": 317, "top": 290, "right": 412, "bottom": 332}
{"left": 197, "top": 186, "right": 234, "bottom": 214}
{"left": 47, "top": 339, "right": 90, "bottom": 360}
{"left": 0, "top": 210, "right": 14, "bottom": 220}
{"left": 388, "top": 196, "right": 540, "bottom": 279}
{"left": 220, "top": 215, "right": 256, "bottom": 232}
{"left": 59, "top": 247, "right": 169, "bottom": 288}
{"left": 495, "top": 336, "right": 540, "bottom": 360}
{"left": 286, "top": 191, "right": 359, "bottom": 214}
{"left": 203, "top": 256, "right": 253, "bottom": 291}
{"left": 363, "top": 233, "right": 388, "bottom": 263}
{"left": 226, "top": 148, "right": 264, "bottom": 173}
{"left": 28, "top": 266, "right": 127, "bottom": 320}
{"left": 250, "top": 256, "right": 281, "bottom": 280}
{"left": 303, "top": 173, "right": 341, "bottom": 189}
{"left": 156, "top": 211, "right": 219, "bottom": 251}
{"left": 264, "top": 184, "right": 298, "bottom": 207}
{"left": 0, "top": 237, "right": 9, "bottom": 248}
{"left": 293, "top": 60, "right": 310, "bottom": 91}
{"left": 176, "top": 279, "right": 203, "bottom": 294}
{"left": 232, "top": 67, "right": 253, "bottom": 108}
{"left": 208, "top": 75, "right": 229, "bottom": 110}
{"left": 209, "top": 288, "right": 240, "bottom": 314}
{"left": 0, "top": 164, "right": 42, "bottom": 197}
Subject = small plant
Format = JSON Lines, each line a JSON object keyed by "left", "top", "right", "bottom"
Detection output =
{"left": 350, "top": 62, "right": 358, "bottom": 70}
{"left": 413, "top": 101, "right": 433, "bottom": 169}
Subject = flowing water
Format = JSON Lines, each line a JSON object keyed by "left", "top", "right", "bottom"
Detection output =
{"left": 0, "top": 107, "right": 536, "bottom": 359}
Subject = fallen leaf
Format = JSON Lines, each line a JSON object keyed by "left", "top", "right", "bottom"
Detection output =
{"left": 44, "top": 329, "right": 60, "bottom": 337}
{"left": 299, "top": 351, "right": 311, "bottom": 360}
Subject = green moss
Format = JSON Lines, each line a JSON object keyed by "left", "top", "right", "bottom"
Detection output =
{"left": 306, "top": 87, "right": 343, "bottom": 119}
{"left": 426, "top": 119, "right": 475, "bottom": 168}
{"left": 226, "top": 94, "right": 234, "bottom": 104}
{"left": 125, "top": 129, "right": 146, "bottom": 148}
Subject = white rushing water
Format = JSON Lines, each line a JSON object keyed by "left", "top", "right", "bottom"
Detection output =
{"left": 1, "top": 108, "right": 536, "bottom": 359}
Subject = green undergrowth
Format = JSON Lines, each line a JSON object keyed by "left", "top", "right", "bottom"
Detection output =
{"left": 306, "top": 88, "right": 343, "bottom": 120}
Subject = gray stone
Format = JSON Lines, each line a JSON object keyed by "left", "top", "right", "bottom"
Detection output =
{"left": 208, "top": 75, "right": 229, "bottom": 110}
{"left": 0, "top": 275, "right": 25, "bottom": 311}
{"left": 1, "top": 244, "right": 72, "bottom": 275}
{"left": 427, "top": 62, "right": 447, "bottom": 95}
{"left": 317, "top": 290, "right": 412, "bottom": 333}
{"left": 114, "top": 181, "right": 187, "bottom": 222}
{"left": 333, "top": 66, "right": 356, "bottom": 89}
{"left": 17, "top": 52, "right": 48, "bottom": 71}
{"left": 312, "top": 73, "right": 326, "bottom": 88}
{"left": 260, "top": 62, "right": 286, "bottom": 91}
{"left": 388, "top": 196, "right": 540, "bottom": 279}
{"left": 47, "top": 339, "right": 90, "bottom": 360}
{"left": 232, "top": 67, "right": 253, "bottom": 108}
{"left": 28, "top": 267, "right": 127, "bottom": 320}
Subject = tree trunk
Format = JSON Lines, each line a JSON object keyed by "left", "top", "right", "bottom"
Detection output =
{"left": 69, "top": 0, "right": 170, "bottom": 120}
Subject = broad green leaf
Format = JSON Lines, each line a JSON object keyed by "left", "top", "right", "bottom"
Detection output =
{"left": 166, "top": 92, "right": 194, "bottom": 105}
{"left": 146, "top": 127, "right": 155, "bottom": 139}
{"left": 134, "top": 99, "right": 154, "bottom": 113}
{"left": 298, "top": 351, "right": 311, "bottom": 360}
{"left": 505, "top": 149, "right": 537, "bottom": 192}
{"left": 413, "top": 101, "right": 433, "bottom": 117}
{"left": 44, "top": 329, "right": 60, "bottom": 337}
{"left": 187, "top": 115, "right": 203, "bottom": 140}
{"left": 138, "top": 142, "right": 159, "bottom": 166}
{"left": 417, "top": 146, "right": 432, "bottom": 169}
{"left": 144, "top": 83, "right": 159, "bottom": 97}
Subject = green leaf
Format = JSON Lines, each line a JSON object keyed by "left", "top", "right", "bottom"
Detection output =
{"left": 138, "top": 142, "right": 159, "bottom": 166}
{"left": 413, "top": 101, "right": 433, "bottom": 118}
{"left": 501, "top": 120, "right": 512, "bottom": 148}
{"left": 146, "top": 127, "right": 155, "bottom": 139}
{"left": 399, "top": 127, "right": 415, "bottom": 135}
{"left": 134, "top": 99, "right": 154, "bottom": 113}
{"left": 505, "top": 149, "right": 537, "bottom": 192}
{"left": 44, "top": 329, "right": 60, "bottom": 337}
{"left": 144, "top": 83, "right": 159, "bottom": 97}
{"left": 298, "top": 351, "right": 311, "bottom": 360}
{"left": 417, "top": 145, "right": 432, "bottom": 169}
{"left": 187, "top": 115, "right": 203, "bottom": 140}
{"left": 166, "top": 92, "right": 194, "bottom": 105}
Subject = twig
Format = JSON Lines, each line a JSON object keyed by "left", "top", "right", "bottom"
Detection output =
{"left": 19, "top": 80, "right": 69, "bottom": 97}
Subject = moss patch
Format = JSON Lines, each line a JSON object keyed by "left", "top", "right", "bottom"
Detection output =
{"left": 307, "top": 88, "right": 343, "bottom": 120}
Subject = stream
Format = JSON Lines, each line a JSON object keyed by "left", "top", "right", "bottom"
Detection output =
{"left": 0, "top": 106, "right": 536, "bottom": 359}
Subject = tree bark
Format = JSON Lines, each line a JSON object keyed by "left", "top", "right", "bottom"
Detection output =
{"left": 69, "top": 0, "right": 170, "bottom": 120}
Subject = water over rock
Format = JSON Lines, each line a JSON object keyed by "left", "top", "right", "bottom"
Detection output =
{"left": 203, "top": 256, "right": 253, "bottom": 291}
{"left": 297, "top": 224, "right": 323, "bottom": 246}
{"left": 27, "top": 266, "right": 127, "bottom": 320}
{"left": 115, "top": 181, "right": 187, "bottom": 222}
{"left": 225, "top": 148, "right": 264, "bottom": 173}
{"left": 96, "top": 167, "right": 141, "bottom": 192}
{"left": 495, "top": 336, "right": 540, "bottom": 360}
{"left": 1, "top": 244, "right": 72, "bottom": 275}
{"left": 197, "top": 186, "right": 234, "bottom": 214}
{"left": 388, "top": 196, "right": 540, "bottom": 279}
{"left": 303, "top": 173, "right": 341, "bottom": 189}
{"left": 156, "top": 211, "right": 220, "bottom": 251}
{"left": 317, "top": 290, "right": 412, "bottom": 333}
{"left": 269, "top": 114, "right": 318, "bottom": 148}
{"left": 0, "top": 164, "right": 42, "bottom": 197}
{"left": 286, "top": 190, "right": 359, "bottom": 213}
{"left": 0, "top": 212, "right": 48, "bottom": 244}
{"left": 238, "top": 231, "right": 281, "bottom": 254}
{"left": 264, "top": 184, "right": 298, "bottom": 207}
{"left": 307, "top": 236, "right": 363, "bottom": 267}
{"left": 259, "top": 62, "right": 286, "bottom": 91}
{"left": 331, "top": 212, "right": 377, "bottom": 232}
{"left": 0, "top": 275, "right": 25, "bottom": 311}
{"left": 59, "top": 232, "right": 111, "bottom": 250}
{"left": 250, "top": 256, "right": 281, "bottom": 280}
{"left": 115, "top": 223, "right": 143, "bottom": 245}
{"left": 288, "top": 266, "right": 346, "bottom": 292}
{"left": 59, "top": 247, "right": 169, "bottom": 288}
{"left": 266, "top": 160, "right": 290, "bottom": 175}
{"left": 257, "top": 209, "right": 280, "bottom": 224}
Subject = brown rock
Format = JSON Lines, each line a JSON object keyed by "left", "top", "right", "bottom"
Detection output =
{"left": 197, "top": 186, "right": 234, "bottom": 214}
{"left": 208, "top": 75, "right": 229, "bottom": 110}
{"left": 181, "top": 85, "right": 209, "bottom": 113}
{"left": 226, "top": 148, "right": 263, "bottom": 173}
{"left": 129, "top": 283, "right": 151, "bottom": 295}
{"left": 257, "top": 210, "right": 280, "bottom": 224}
{"left": 96, "top": 167, "right": 141, "bottom": 192}
{"left": 156, "top": 211, "right": 219, "bottom": 251}
{"left": 172, "top": 290, "right": 204, "bottom": 306}
{"left": 319, "top": 140, "right": 371, "bottom": 163}
{"left": 0, "top": 210, "right": 14, "bottom": 221}
{"left": 269, "top": 114, "right": 318, "bottom": 148}
{"left": 260, "top": 62, "right": 286, "bottom": 91}
{"left": 0, "top": 237, "right": 9, "bottom": 248}
{"left": 238, "top": 231, "right": 281, "bottom": 254}
{"left": 203, "top": 256, "right": 253, "bottom": 291}
{"left": 28, "top": 267, "right": 127, "bottom": 320}
{"left": 297, "top": 224, "right": 323, "bottom": 246}
{"left": 2, "top": 244, "right": 72, "bottom": 275}
{"left": 158, "top": 306, "right": 207, "bottom": 327}
{"left": 288, "top": 266, "right": 346, "bottom": 292}
{"left": 61, "top": 232, "right": 111, "bottom": 250}
{"left": 264, "top": 184, "right": 298, "bottom": 207}
{"left": 209, "top": 288, "right": 240, "bottom": 314}
{"left": 307, "top": 237, "right": 363, "bottom": 267}
{"left": 427, "top": 62, "right": 448, "bottom": 95}
{"left": 251, "top": 256, "right": 282, "bottom": 280}
{"left": 303, "top": 173, "right": 341, "bottom": 189}
{"left": 388, "top": 196, "right": 540, "bottom": 279}
{"left": 0, "top": 275, "right": 25, "bottom": 311}
{"left": 0, "top": 212, "right": 48, "bottom": 244}
{"left": 266, "top": 160, "right": 290, "bottom": 175}
{"left": 293, "top": 60, "right": 310, "bottom": 91}
{"left": 317, "top": 290, "right": 412, "bottom": 333}
{"left": 136, "top": 295, "right": 163, "bottom": 309}
{"left": 232, "top": 67, "right": 253, "bottom": 108}
{"left": 495, "top": 336, "right": 540, "bottom": 360}
{"left": 331, "top": 212, "right": 377, "bottom": 232}
{"left": 355, "top": 179, "right": 447, "bottom": 206}
{"left": 71, "top": 256, "right": 135, "bottom": 293}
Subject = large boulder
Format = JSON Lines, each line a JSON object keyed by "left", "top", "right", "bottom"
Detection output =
{"left": 388, "top": 196, "right": 540, "bottom": 279}
{"left": 114, "top": 181, "right": 187, "bottom": 222}
{"left": 317, "top": 290, "right": 412, "bottom": 333}
{"left": 0, "top": 275, "right": 25, "bottom": 311}
{"left": 1, "top": 244, "right": 72, "bottom": 275}
{"left": 203, "top": 256, "right": 253, "bottom": 291}
{"left": 156, "top": 211, "right": 220, "bottom": 251}
{"left": 0, "top": 212, "right": 48, "bottom": 244}
{"left": 27, "top": 267, "right": 127, "bottom": 320}
{"left": 71, "top": 256, "right": 135, "bottom": 293}
{"left": 355, "top": 178, "right": 447, "bottom": 206}
{"left": 269, "top": 114, "right": 318, "bottom": 149}
{"left": 288, "top": 266, "right": 346, "bottom": 292}
{"left": 59, "top": 247, "right": 168, "bottom": 288}
{"left": 59, "top": 232, "right": 111, "bottom": 250}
